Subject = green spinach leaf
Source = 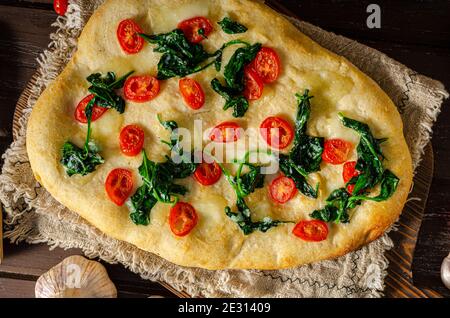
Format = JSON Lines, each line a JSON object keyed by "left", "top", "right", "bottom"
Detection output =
{"left": 60, "top": 98, "right": 104, "bottom": 176}
{"left": 87, "top": 71, "right": 133, "bottom": 114}
{"left": 278, "top": 90, "right": 323, "bottom": 198}
{"left": 236, "top": 164, "right": 265, "bottom": 197}
{"left": 223, "top": 43, "right": 261, "bottom": 91}
{"left": 311, "top": 116, "right": 400, "bottom": 224}
{"left": 211, "top": 78, "right": 249, "bottom": 117}
{"left": 338, "top": 113, "right": 384, "bottom": 195}
{"left": 60, "top": 141, "right": 104, "bottom": 177}
{"left": 311, "top": 189, "right": 351, "bottom": 224}
{"left": 218, "top": 17, "right": 248, "bottom": 34}
{"left": 140, "top": 30, "right": 251, "bottom": 80}
{"left": 225, "top": 198, "right": 284, "bottom": 235}
{"left": 215, "top": 151, "right": 290, "bottom": 235}
{"left": 349, "top": 170, "right": 399, "bottom": 203}
{"left": 139, "top": 30, "right": 214, "bottom": 80}
{"left": 128, "top": 118, "right": 197, "bottom": 225}
{"left": 211, "top": 43, "right": 261, "bottom": 118}
{"left": 279, "top": 154, "right": 319, "bottom": 198}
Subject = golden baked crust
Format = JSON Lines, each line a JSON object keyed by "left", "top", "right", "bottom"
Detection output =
{"left": 26, "top": 0, "right": 413, "bottom": 269}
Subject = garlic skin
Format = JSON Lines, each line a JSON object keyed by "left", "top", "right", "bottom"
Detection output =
{"left": 442, "top": 253, "right": 450, "bottom": 290}
{"left": 35, "top": 255, "right": 117, "bottom": 298}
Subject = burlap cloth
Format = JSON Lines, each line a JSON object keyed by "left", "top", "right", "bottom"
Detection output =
{"left": 0, "top": 0, "right": 448, "bottom": 298}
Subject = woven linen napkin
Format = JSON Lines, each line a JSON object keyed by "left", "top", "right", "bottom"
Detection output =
{"left": 0, "top": 0, "right": 448, "bottom": 298}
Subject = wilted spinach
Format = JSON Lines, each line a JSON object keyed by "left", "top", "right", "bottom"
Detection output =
{"left": 338, "top": 113, "right": 385, "bottom": 195}
{"left": 215, "top": 151, "right": 290, "bottom": 235}
{"left": 139, "top": 30, "right": 213, "bottom": 80}
{"left": 212, "top": 43, "right": 262, "bottom": 118}
{"left": 61, "top": 98, "right": 104, "bottom": 176}
{"left": 128, "top": 117, "right": 197, "bottom": 225}
{"left": 140, "top": 28, "right": 260, "bottom": 117}
{"left": 87, "top": 71, "right": 133, "bottom": 114}
{"left": 60, "top": 71, "right": 133, "bottom": 176}
{"left": 279, "top": 90, "right": 324, "bottom": 198}
{"left": 218, "top": 17, "right": 248, "bottom": 34}
{"left": 225, "top": 198, "right": 285, "bottom": 235}
{"left": 211, "top": 78, "right": 249, "bottom": 117}
{"left": 349, "top": 169, "right": 399, "bottom": 203}
{"left": 139, "top": 29, "right": 252, "bottom": 82}
{"left": 310, "top": 188, "right": 351, "bottom": 224}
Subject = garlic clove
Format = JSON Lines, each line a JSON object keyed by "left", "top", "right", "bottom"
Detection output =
{"left": 441, "top": 253, "right": 450, "bottom": 290}
{"left": 35, "top": 255, "right": 117, "bottom": 298}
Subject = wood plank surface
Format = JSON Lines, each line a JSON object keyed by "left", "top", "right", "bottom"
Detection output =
{"left": 0, "top": 0, "right": 449, "bottom": 298}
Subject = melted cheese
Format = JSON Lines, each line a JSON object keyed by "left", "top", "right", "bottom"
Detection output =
{"left": 149, "top": 0, "right": 211, "bottom": 33}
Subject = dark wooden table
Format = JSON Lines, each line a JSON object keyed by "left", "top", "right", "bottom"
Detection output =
{"left": 0, "top": 0, "right": 449, "bottom": 298}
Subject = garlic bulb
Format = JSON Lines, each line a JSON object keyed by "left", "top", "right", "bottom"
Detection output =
{"left": 35, "top": 255, "right": 117, "bottom": 298}
{"left": 441, "top": 253, "right": 450, "bottom": 290}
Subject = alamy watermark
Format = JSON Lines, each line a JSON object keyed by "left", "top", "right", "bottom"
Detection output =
{"left": 168, "top": 120, "right": 282, "bottom": 175}
{"left": 366, "top": 4, "right": 381, "bottom": 29}
{"left": 65, "top": 263, "right": 82, "bottom": 289}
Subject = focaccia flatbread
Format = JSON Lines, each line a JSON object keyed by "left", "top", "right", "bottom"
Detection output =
{"left": 26, "top": 0, "right": 412, "bottom": 269}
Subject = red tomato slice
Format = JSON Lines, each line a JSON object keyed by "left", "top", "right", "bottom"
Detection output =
{"left": 253, "top": 47, "right": 281, "bottom": 83}
{"left": 179, "top": 78, "right": 205, "bottom": 110}
{"left": 105, "top": 168, "right": 134, "bottom": 206}
{"left": 74, "top": 94, "right": 108, "bottom": 124}
{"left": 269, "top": 176, "right": 297, "bottom": 204}
{"left": 194, "top": 160, "right": 222, "bottom": 186}
{"left": 169, "top": 202, "right": 198, "bottom": 237}
{"left": 260, "top": 117, "right": 294, "bottom": 149}
{"left": 54, "top": 0, "right": 68, "bottom": 16}
{"left": 210, "top": 122, "right": 242, "bottom": 143}
{"left": 293, "top": 220, "right": 329, "bottom": 242}
{"left": 178, "top": 17, "right": 213, "bottom": 43}
{"left": 322, "top": 139, "right": 352, "bottom": 165}
{"left": 243, "top": 67, "right": 264, "bottom": 101}
{"left": 124, "top": 75, "right": 160, "bottom": 103}
{"left": 119, "top": 125, "right": 145, "bottom": 157}
{"left": 343, "top": 161, "right": 360, "bottom": 194}
{"left": 346, "top": 184, "right": 356, "bottom": 194}
{"left": 117, "top": 19, "right": 144, "bottom": 54}
{"left": 343, "top": 161, "right": 359, "bottom": 183}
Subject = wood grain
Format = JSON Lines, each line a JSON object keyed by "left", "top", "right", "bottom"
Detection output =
{"left": 0, "top": 241, "right": 177, "bottom": 298}
{"left": 385, "top": 144, "right": 441, "bottom": 298}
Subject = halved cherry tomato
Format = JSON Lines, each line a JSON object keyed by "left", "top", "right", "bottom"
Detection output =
{"left": 269, "top": 176, "right": 297, "bottom": 204}
{"left": 105, "top": 168, "right": 134, "bottom": 206}
{"left": 124, "top": 75, "right": 160, "bottom": 103}
{"left": 322, "top": 139, "right": 352, "bottom": 165}
{"left": 54, "top": 0, "right": 68, "bottom": 16}
{"left": 210, "top": 122, "right": 241, "bottom": 143}
{"left": 194, "top": 160, "right": 222, "bottom": 186}
{"left": 74, "top": 94, "right": 108, "bottom": 124}
{"left": 119, "top": 125, "right": 145, "bottom": 156}
{"left": 260, "top": 117, "right": 294, "bottom": 149}
{"left": 178, "top": 17, "right": 213, "bottom": 43}
{"left": 346, "top": 184, "right": 356, "bottom": 194}
{"left": 179, "top": 78, "right": 205, "bottom": 110}
{"left": 253, "top": 47, "right": 281, "bottom": 83}
{"left": 293, "top": 220, "right": 328, "bottom": 242}
{"left": 117, "top": 19, "right": 144, "bottom": 54}
{"left": 243, "top": 67, "right": 264, "bottom": 101}
{"left": 343, "top": 161, "right": 359, "bottom": 183}
{"left": 169, "top": 202, "right": 198, "bottom": 237}
{"left": 343, "top": 161, "right": 360, "bottom": 194}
